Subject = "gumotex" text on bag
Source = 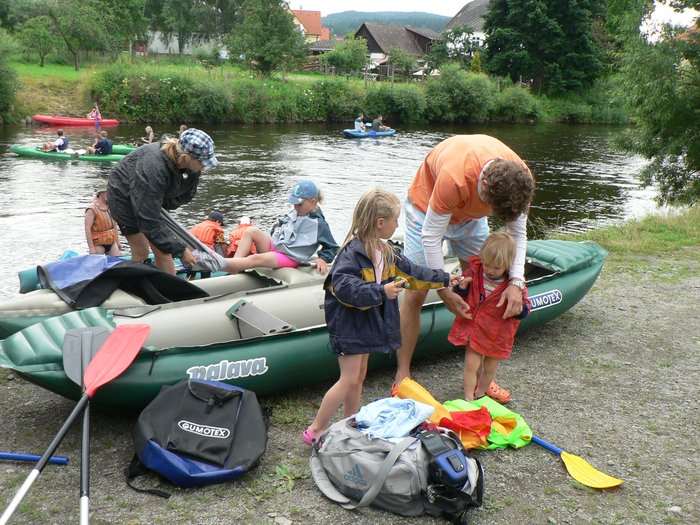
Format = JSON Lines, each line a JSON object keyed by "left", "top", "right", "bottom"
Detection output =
{"left": 127, "top": 379, "right": 268, "bottom": 494}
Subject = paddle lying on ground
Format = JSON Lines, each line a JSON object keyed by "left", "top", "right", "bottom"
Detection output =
{"left": 63, "top": 327, "right": 110, "bottom": 525}
{"left": 0, "top": 324, "right": 150, "bottom": 525}
{"left": 0, "top": 452, "right": 68, "bottom": 466}
{"left": 531, "top": 435, "right": 624, "bottom": 489}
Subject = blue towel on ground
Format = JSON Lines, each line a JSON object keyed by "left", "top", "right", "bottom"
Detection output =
{"left": 355, "top": 397, "right": 434, "bottom": 440}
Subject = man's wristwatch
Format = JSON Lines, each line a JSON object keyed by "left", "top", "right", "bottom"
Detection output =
{"left": 509, "top": 278, "right": 525, "bottom": 290}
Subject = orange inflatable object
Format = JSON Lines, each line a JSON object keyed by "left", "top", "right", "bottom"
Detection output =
{"left": 395, "top": 377, "right": 452, "bottom": 424}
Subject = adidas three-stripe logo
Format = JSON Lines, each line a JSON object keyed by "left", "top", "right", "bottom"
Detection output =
{"left": 344, "top": 464, "right": 368, "bottom": 486}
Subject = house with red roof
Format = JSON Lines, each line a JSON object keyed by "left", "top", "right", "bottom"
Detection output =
{"left": 291, "top": 9, "right": 330, "bottom": 42}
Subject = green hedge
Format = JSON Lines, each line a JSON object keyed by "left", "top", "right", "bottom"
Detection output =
{"left": 86, "top": 63, "right": 626, "bottom": 125}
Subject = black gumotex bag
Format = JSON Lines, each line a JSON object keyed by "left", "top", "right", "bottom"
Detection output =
{"left": 127, "top": 379, "right": 268, "bottom": 494}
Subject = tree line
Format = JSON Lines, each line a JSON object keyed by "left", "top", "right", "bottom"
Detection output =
{"left": 0, "top": 0, "right": 696, "bottom": 203}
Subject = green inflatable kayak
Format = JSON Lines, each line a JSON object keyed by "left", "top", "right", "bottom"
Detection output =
{"left": 10, "top": 144, "right": 126, "bottom": 162}
{"left": 0, "top": 240, "right": 607, "bottom": 412}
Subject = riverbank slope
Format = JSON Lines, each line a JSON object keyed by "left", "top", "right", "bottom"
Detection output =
{"left": 0, "top": 209, "right": 698, "bottom": 524}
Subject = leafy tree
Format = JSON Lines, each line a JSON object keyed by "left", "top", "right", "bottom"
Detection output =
{"left": 17, "top": 15, "right": 53, "bottom": 66}
{"left": 320, "top": 36, "right": 368, "bottom": 77}
{"left": 470, "top": 50, "right": 483, "bottom": 73}
{"left": 227, "top": 0, "right": 306, "bottom": 77}
{"left": 429, "top": 24, "right": 478, "bottom": 69}
{"left": 387, "top": 46, "right": 416, "bottom": 80}
{"left": 617, "top": 20, "right": 700, "bottom": 204}
{"left": 103, "top": 0, "right": 148, "bottom": 57}
{"left": 600, "top": 0, "right": 651, "bottom": 68}
{"left": 0, "top": 27, "right": 18, "bottom": 116}
{"left": 47, "top": 0, "right": 111, "bottom": 70}
{"left": 483, "top": 0, "right": 603, "bottom": 94}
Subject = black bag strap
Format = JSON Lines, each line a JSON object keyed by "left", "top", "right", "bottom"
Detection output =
{"left": 310, "top": 436, "right": 417, "bottom": 510}
{"left": 124, "top": 455, "right": 171, "bottom": 499}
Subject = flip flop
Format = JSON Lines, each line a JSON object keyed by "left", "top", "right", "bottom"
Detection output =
{"left": 302, "top": 426, "right": 318, "bottom": 446}
{"left": 485, "top": 381, "right": 511, "bottom": 403}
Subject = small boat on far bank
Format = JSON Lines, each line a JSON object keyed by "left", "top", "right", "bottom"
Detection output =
{"left": 32, "top": 115, "right": 120, "bottom": 127}
{"left": 0, "top": 240, "right": 607, "bottom": 412}
{"left": 343, "top": 128, "right": 396, "bottom": 139}
{"left": 10, "top": 144, "right": 126, "bottom": 163}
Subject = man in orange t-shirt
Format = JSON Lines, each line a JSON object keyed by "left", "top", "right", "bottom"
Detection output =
{"left": 395, "top": 135, "right": 535, "bottom": 403}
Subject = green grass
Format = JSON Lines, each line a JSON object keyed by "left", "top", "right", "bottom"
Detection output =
{"left": 550, "top": 206, "right": 700, "bottom": 256}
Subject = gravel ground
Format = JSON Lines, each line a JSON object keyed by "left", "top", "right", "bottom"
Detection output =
{"left": 1, "top": 248, "right": 698, "bottom": 525}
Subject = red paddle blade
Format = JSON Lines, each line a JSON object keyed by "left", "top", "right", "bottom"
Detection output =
{"left": 83, "top": 324, "right": 150, "bottom": 397}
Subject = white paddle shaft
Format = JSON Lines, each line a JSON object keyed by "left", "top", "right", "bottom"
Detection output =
{"left": 0, "top": 469, "right": 40, "bottom": 524}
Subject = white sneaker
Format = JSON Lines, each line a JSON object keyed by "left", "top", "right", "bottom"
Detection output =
{"left": 192, "top": 249, "right": 226, "bottom": 272}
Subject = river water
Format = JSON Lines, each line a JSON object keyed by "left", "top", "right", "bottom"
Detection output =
{"left": 0, "top": 122, "right": 655, "bottom": 300}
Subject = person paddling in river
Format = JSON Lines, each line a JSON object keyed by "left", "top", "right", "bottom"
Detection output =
{"left": 85, "top": 188, "right": 122, "bottom": 256}
{"left": 301, "top": 188, "right": 464, "bottom": 445}
{"left": 42, "top": 129, "right": 68, "bottom": 152}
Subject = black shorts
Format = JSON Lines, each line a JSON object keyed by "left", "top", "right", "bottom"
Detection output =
{"left": 108, "top": 185, "right": 141, "bottom": 236}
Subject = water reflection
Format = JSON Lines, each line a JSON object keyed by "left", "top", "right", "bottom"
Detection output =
{"left": 0, "top": 122, "right": 654, "bottom": 300}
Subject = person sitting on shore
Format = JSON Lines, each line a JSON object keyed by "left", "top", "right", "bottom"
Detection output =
{"left": 371, "top": 114, "right": 389, "bottom": 132}
{"left": 42, "top": 129, "right": 68, "bottom": 152}
{"left": 86, "top": 130, "right": 113, "bottom": 155}
{"left": 86, "top": 105, "right": 102, "bottom": 120}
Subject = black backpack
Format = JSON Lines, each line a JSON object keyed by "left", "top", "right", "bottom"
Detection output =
{"left": 127, "top": 379, "right": 268, "bottom": 495}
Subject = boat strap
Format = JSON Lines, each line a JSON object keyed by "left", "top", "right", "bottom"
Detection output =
{"left": 226, "top": 299, "right": 294, "bottom": 335}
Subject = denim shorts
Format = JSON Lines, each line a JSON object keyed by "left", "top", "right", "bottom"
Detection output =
{"left": 403, "top": 198, "right": 489, "bottom": 264}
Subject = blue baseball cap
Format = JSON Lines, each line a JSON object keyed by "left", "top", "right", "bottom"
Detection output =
{"left": 208, "top": 211, "right": 225, "bottom": 226}
{"left": 179, "top": 128, "right": 219, "bottom": 170}
{"left": 288, "top": 180, "right": 318, "bottom": 205}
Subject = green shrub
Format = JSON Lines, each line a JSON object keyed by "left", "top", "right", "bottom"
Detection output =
{"left": 423, "top": 65, "right": 495, "bottom": 122}
{"left": 364, "top": 83, "right": 426, "bottom": 124}
{"left": 492, "top": 86, "right": 538, "bottom": 122}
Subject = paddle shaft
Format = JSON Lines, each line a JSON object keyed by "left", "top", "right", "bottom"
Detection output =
{"left": 531, "top": 435, "right": 563, "bottom": 455}
{"left": 0, "top": 395, "right": 89, "bottom": 525}
{"left": 0, "top": 452, "right": 68, "bottom": 466}
{"left": 80, "top": 403, "right": 90, "bottom": 525}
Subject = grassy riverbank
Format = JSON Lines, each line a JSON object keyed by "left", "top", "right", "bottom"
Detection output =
{"left": 1, "top": 207, "right": 697, "bottom": 524}
{"left": 9, "top": 58, "right": 629, "bottom": 125}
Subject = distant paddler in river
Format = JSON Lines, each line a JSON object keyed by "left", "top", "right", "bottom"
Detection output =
{"left": 107, "top": 128, "right": 220, "bottom": 274}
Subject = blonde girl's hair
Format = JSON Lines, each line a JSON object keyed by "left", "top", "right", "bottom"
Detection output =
{"left": 315, "top": 188, "right": 324, "bottom": 205}
{"left": 342, "top": 188, "right": 400, "bottom": 266}
{"left": 480, "top": 231, "right": 515, "bottom": 269}
{"left": 161, "top": 137, "right": 190, "bottom": 168}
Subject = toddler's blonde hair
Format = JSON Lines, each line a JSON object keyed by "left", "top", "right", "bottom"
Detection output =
{"left": 480, "top": 231, "right": 515, "bottom": 269}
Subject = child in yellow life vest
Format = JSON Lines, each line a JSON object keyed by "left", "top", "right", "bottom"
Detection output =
{"left": 228, "top": 216, "right": 256, "bottom": 256}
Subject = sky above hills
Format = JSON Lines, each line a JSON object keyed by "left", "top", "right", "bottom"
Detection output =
{"left": 290, "top": 1, "right": 697, "bottom": 26}
{"left": 289, "top": 1, "right": 464, "bottom": 17}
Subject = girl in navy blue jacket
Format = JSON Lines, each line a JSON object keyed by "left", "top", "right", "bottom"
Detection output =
{"left": 302, "top": 188, "right": 463, "bottom": 445}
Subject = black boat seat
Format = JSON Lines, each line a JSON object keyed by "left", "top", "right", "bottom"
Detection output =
{"left": 226, "top": 299, "right": 294, "bottom": 335}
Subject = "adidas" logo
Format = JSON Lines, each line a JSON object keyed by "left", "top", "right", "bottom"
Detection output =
{"left": 344, "top": 464, "right": 368, "bottom": 486}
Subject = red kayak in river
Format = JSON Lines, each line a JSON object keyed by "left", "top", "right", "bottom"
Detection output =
{"left": 32, "top": 114, "right": 120, "bottom": 126}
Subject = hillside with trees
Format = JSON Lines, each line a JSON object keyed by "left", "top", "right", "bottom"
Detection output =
{"left": 322, "top": 11, "right": 450, "bottom": 36}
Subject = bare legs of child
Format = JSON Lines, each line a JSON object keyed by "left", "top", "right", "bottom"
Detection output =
{"left": 217, "top": 226, "right": 280, "bottom": 274}
{"left": 464, "top": 347, "right": 501, "bottom": 401}
{"left": 302, "top": 353, "right": 369, "bottom": 445}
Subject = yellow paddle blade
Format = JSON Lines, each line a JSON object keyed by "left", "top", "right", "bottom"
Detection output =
{"left": 561, "top": 451, "right": 624, "bottom": 489}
